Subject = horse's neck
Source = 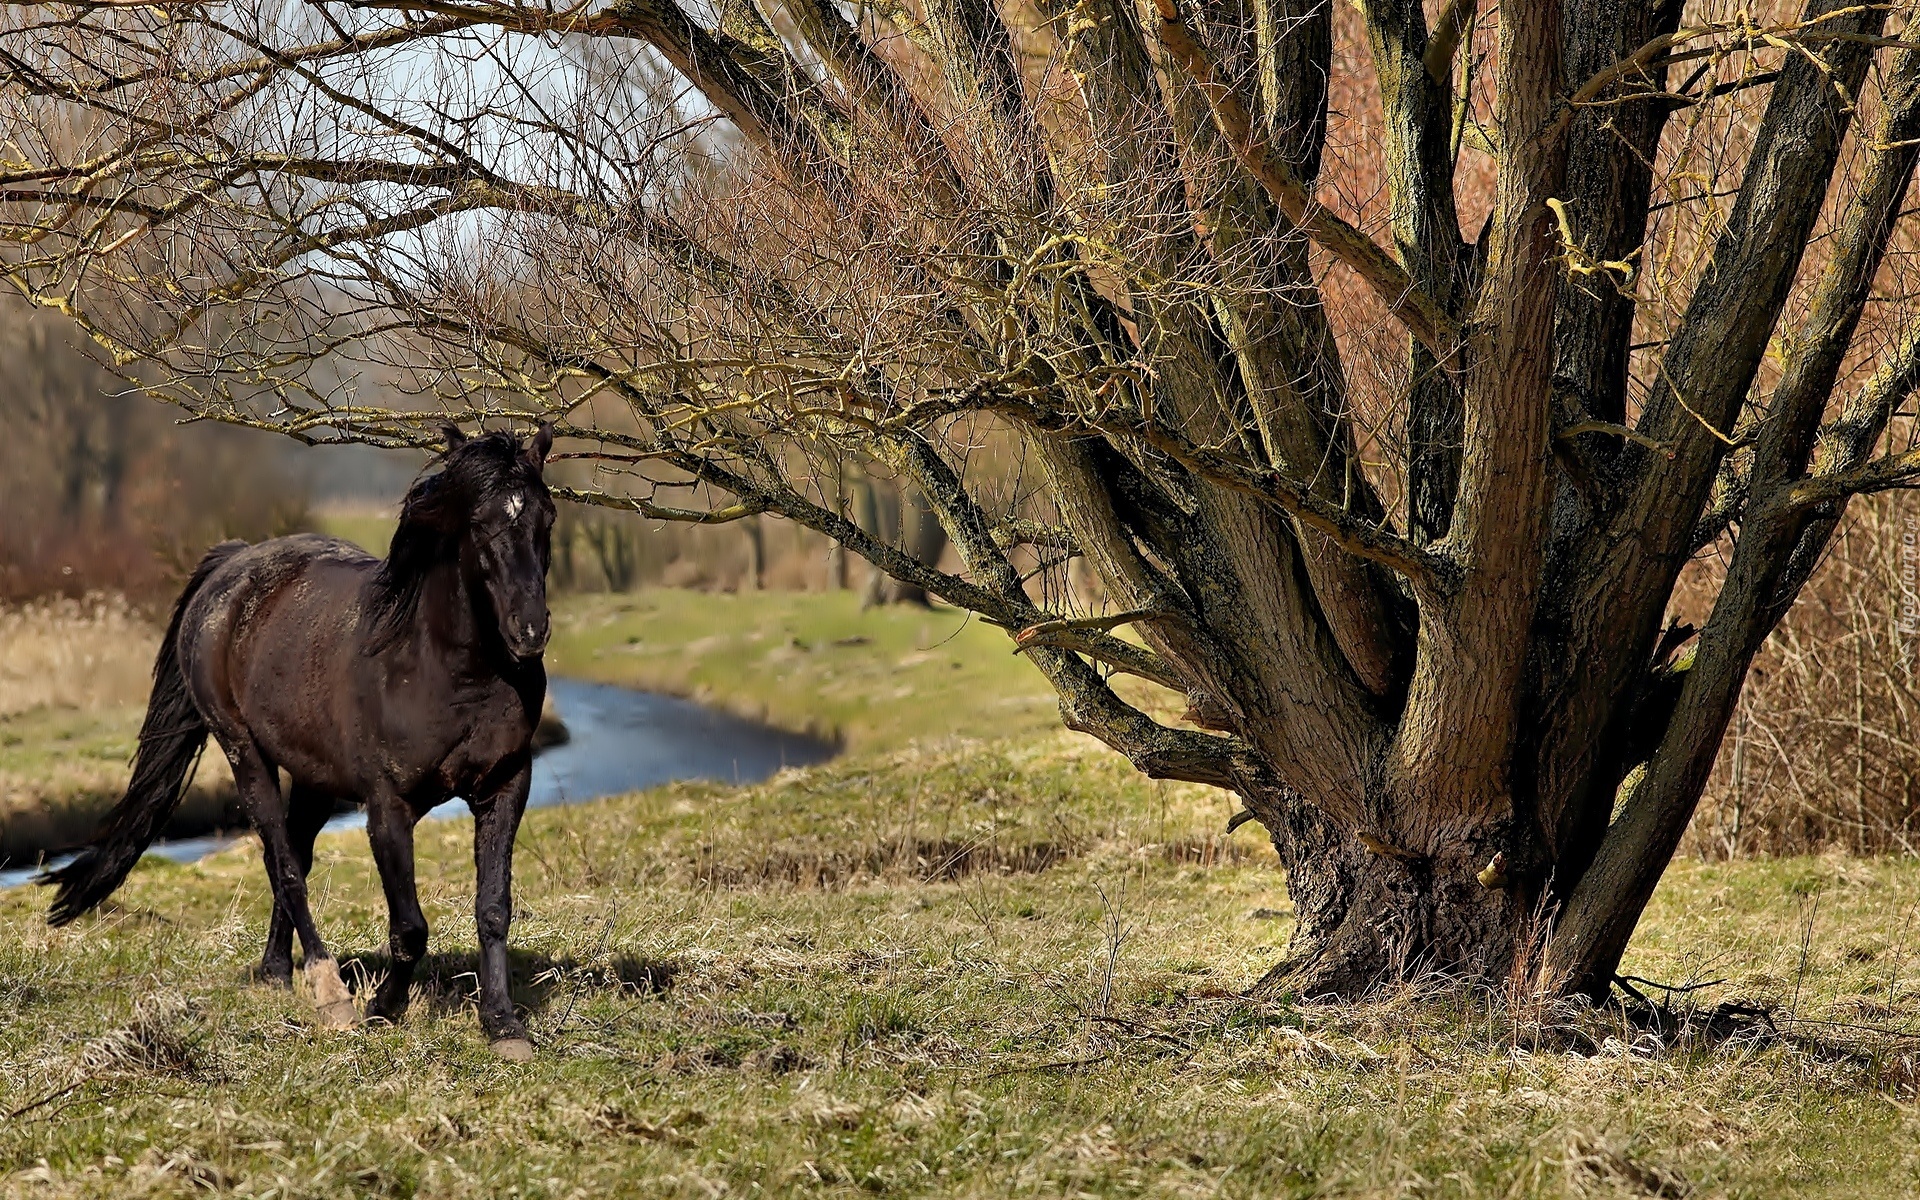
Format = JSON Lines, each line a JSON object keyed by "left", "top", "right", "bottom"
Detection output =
{"left": 407, "top": 558, "right": 495, "bottom": 676}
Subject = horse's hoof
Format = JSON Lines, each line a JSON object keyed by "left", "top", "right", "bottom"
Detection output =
{"left": 489, "top": 1037, "right": 535, "bottom": 1062}
{"left": 306, "top": 959, "right": 357, "bottom": 1030}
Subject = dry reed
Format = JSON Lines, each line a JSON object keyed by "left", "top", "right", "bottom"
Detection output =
{"left": 0, "top": 593, "right": 157, "bottom": 718}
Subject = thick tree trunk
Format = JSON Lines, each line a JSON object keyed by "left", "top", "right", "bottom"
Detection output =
{"left": 858, "top": 476, "right": 894, "bottom": 607}
{"left": 743, "top": 514, "right": 766, "bottom": 591}
{"left": 886, "top": 485, "right": 947, "bottom": 607}
{"left": 1250, "top": 785, "right": 1532, "bottom": 998}
{"left": 827, "top": 463, "right": 850, "bottom": 590}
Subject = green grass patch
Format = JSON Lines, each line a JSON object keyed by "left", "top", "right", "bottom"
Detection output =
{"left": 311, "top": 512, "right": 398, "bottom": 556}
{"left": 546, "top": 590, "right": 1065, "bottom": 751}
{"left": 0, "top": 707, "right": 237, "bottom": 865}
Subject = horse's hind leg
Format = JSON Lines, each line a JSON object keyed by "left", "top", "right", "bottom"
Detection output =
{"left": 364, "top": 791, "right": 428, "bottom": 1025}
{"left": 230, "top": 745, "right": 354, "bottom": 1029}
{"left": 257, "top": 786, "right": 330, "bottom": 987}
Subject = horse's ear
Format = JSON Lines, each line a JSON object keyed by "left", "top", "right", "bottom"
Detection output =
{"left": 440, "top": 423, "right": 468, "bottom": 452}
{"left": 527, "top": 421, "right": 554, "bottom": 471}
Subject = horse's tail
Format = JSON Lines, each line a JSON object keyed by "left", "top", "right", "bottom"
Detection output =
{"left": 43, "top": 541, "right": 245, "bottom": 925}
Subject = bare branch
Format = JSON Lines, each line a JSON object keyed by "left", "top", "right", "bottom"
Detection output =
{"left": 1149, "top": 0, "right": 1465, "bottom": 358}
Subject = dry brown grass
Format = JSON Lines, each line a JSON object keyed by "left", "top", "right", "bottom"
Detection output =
{"left": 0, "top": 593, "right": 157, "bottom": 718}
{"left": 7, "top": 735, "right": 1920, "bottom": 1198}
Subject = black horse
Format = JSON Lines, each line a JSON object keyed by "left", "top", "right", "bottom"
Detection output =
{"left": 44, "top": 424, "right": 556, "bottom": 1058}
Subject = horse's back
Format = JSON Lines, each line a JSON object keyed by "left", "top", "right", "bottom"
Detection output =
{"left": 196, "top": 532, "right": 376, "bottom": 594}
{"left": 183, "top": 531, "right": 375, "bottom": 632}
{"left": 177, "top": 534, "right": 379, "bottom": 727}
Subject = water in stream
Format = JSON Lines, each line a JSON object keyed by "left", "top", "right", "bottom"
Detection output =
{"left": 0, "top": 677, "right": 836, "bottom": 889}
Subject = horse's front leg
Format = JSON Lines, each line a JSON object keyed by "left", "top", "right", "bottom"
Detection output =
{"left": 469, "top": 754, "right": 532, "bottom": 1058}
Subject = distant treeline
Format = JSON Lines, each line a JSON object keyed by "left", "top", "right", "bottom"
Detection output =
{"left": 0, "top": 300, "right": 312, "bottom": 601}
{"left": 0, "top": 294, "right": 959, "bottom": 607}
{"left": 549, "top": 472, "right": 955, "bottom": 604}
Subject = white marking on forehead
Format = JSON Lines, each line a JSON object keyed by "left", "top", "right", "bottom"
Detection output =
{"left": 505, "top": 493, "right": 525, "bottom": 521}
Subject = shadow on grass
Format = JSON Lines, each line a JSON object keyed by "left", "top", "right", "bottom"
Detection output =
{"left": 337, "top": 948, "right": 678, "bottom": 1018}
{"left": 692, "top": 834, "right": 1083, "bottom": 889}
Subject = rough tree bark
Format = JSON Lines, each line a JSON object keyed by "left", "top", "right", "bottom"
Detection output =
{"left": 8, "top": 0, "right": 1920, "bottom": 999}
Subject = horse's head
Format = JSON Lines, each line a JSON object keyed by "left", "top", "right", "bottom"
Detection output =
{"left": 443, "top": 422, "right": 557, "bottom": 660}
{"left": 381, "top": 422, "right": 557, "bottom": 660}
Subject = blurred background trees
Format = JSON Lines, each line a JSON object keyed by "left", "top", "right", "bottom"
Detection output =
{"left": 0, "top": 295, "right": 908, "bottom": 600}
{"left": 0, "top": 300, "right": 315, "bottom": 600}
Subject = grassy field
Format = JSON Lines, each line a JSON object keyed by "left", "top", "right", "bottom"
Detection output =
{"left": 545, "top": 590, "right": 1072, "bottom": 750}
{"left": 5, "top": 590, "right": 1920, "bottom": 1197}
{"left": 1, "top": 595, "right": 163, "bottom": 807}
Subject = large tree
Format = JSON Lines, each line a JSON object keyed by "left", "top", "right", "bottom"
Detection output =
{"left": 6, "top": 0, "right": 1920, "bottom": 997}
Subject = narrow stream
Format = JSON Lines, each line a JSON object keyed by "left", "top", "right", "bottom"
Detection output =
{"left": 0, "top": 677, "right": 836, "bottom": 890}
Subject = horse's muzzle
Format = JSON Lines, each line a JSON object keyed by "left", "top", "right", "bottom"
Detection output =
{"left": 506, "top": 614, "right": 550, "bottom": 659}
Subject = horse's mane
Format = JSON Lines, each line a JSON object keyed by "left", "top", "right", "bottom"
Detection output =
{"left": 366, "top": 430, "right": 542, "bottom": 650}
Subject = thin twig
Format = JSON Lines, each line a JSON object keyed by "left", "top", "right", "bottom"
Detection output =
{"left": 1616, "top": 973, "right": 1729, "bottom": 996}
{"left": 5, "top": 1081, "right": 81, "bottom": 1121}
